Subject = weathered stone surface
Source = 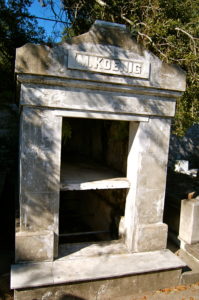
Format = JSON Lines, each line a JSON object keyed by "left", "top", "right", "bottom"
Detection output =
{"left": 20, "top": 192, "right": 57, "bottom": 231}
{"left": 20, "top": 83, "right": 176, "bottom": 117}
{"left": 58, "top": 241, "right": 128, "bottom": 258}
{"left": 124, "top": 118, "right": 171, "bottom": 251}
{"left": 18, "top": 73, "right": 184, "bottom": 98}
{"left": 15, "top": 231, "right": 54, "bottom": 262}
{"left": 185, "top": 243, "right": 199, "bottom": 261}
{"left": 11, "top": 249, "right": 185, "bottom": 289}
{"left": 20, "top": 108, "right": 61, "bottom": 194}
{"left": 11, "top": 262, "right": 53, "bottom": 289}
{"left": 135, "top": 223, "right": 168, "bottom": 252}
{"left": 60, "top": 161, "right": 130, "bottom": 190}
{"left": 179, "top": 198, "right": 199, "bottom": 244}
{"left": 15, "top": 21, "right": 186, "bottom": 92}
{"left": 19, "top": 107, "right": 62, "bottom": 258}
{"left": 14, "top": 269, "right": 182, "bottom": 300}
{"left": 176, "top": 248, "right": 199, "bottom": 285}
{"left": 56, "top": 109, "right": 149, "bottom": 121}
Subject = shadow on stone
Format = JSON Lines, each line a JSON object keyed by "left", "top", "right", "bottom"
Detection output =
{"left": 31, "top": 295, "right": 86, "bottom": 300}
{"left": 58, "top": 295, "right": 86, "bottom": 300}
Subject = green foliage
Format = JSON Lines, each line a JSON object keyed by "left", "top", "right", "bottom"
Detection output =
{"left": 61, "top": 0, "right": 199, "bottom": 135}
{"left": 0, "top": 0, "right": 46, "bottom": 104}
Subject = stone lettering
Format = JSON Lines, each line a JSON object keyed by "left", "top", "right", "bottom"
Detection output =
{"left": 123, "top": 61, "right": 129, "bottom": 73}
{"left": 128, "top": 61, "right": 133, "bottom": 73}
{"left": 133, "top": 63, "right": 142, "bottom": 74}
{"left": 76, "top": 54, "right": 89, "bottom": 67}
{"left": 93, "top": 57, "right": 103, "bottom": 69}
{"left": 112, "top": 60, "right": 120, "bottom": 71}
{"left": 103, "top": 59, "right": 111, "bottom": 70}
{"left": 68, "top": 51, "right": 150, "bottom": 79}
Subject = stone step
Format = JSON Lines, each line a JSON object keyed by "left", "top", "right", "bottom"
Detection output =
{"left": 11, "top": 249, "right": 185, "bottom": 289}
{"left": 177, "top": 248, "right": 199, "bottom": 284}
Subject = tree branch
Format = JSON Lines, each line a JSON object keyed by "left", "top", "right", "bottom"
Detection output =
{"left": 138, "top": 32, "right": 152, "bottom": 43}
{"left": 121, "top": 14, "right": 134, "bottom": 25}
{"left": 175, "top": 27, "right": 198, "bottom": 55}
{"left": 138, "top": 31, "right": 168, "bottom": 60}
{"left": 95, "top": 0, "right": 107, "bottom": 6}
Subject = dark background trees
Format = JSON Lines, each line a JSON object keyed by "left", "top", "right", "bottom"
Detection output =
{"left": 0, "top": 0, "right": 46, "bottom": 257}
{"left": 0, "top": 0, "right": 46, "bottom": 104}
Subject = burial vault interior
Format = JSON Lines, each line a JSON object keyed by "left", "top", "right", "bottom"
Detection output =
{"left": 59, "top": 117, "right": 129, "bottom": 245}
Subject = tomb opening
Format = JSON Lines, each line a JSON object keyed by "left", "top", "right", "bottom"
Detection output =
{"left": 59, "top": 118, "right": 129, "bottom": 245}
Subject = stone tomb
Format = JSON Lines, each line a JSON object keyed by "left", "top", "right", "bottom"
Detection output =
{"left": 11, "top": 21, "right": 186, "bottom": 299}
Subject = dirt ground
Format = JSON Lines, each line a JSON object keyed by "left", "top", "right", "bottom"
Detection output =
{"left": 133, "top": 282, "right": 199, "bottom": 300}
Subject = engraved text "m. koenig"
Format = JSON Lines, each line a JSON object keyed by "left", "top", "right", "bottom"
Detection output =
{"left": 76, "top": 54, "right": 142, "bottom": 75}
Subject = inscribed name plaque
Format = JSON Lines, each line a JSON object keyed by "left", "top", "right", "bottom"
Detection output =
{"left": 68, "top": 51, "right": 150, "bottom": 79}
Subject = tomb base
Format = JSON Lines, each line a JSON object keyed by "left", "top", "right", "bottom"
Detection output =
{"left": 14, "top": 269, "right": 183, "bottom": 300}
{"left": 12, "top": 249, "right": 185, "bottom": 300}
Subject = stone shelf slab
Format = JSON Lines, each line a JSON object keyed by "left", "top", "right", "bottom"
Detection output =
{"left": 60, "top": 161, "right": 130, "bottom": 190}
{"left": 58, "top": 240, "right": 129, "bottom": 259}
{"left": 11, "top": 249, "right": 186, "bottom": 289}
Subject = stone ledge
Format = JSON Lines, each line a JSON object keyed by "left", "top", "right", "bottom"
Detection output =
{"left": 20, "top": 83, "right": 176, "bottom": 117}
{"left": 17, "top": 74, "right": 183, "bottom": 99}
{"left": 11, "top": 249, "right": 185, "bottom": 289}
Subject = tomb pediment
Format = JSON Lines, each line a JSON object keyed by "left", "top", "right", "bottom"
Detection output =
{"left": 15, "top": 20, "right": 186, "bottom": 91}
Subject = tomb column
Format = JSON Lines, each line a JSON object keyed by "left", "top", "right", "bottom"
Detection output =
{"left": 125, "top": 116, "right": 171, "bottom": 252}
{"left": 16, "top": 107, "right": 62, "bottom": 262}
